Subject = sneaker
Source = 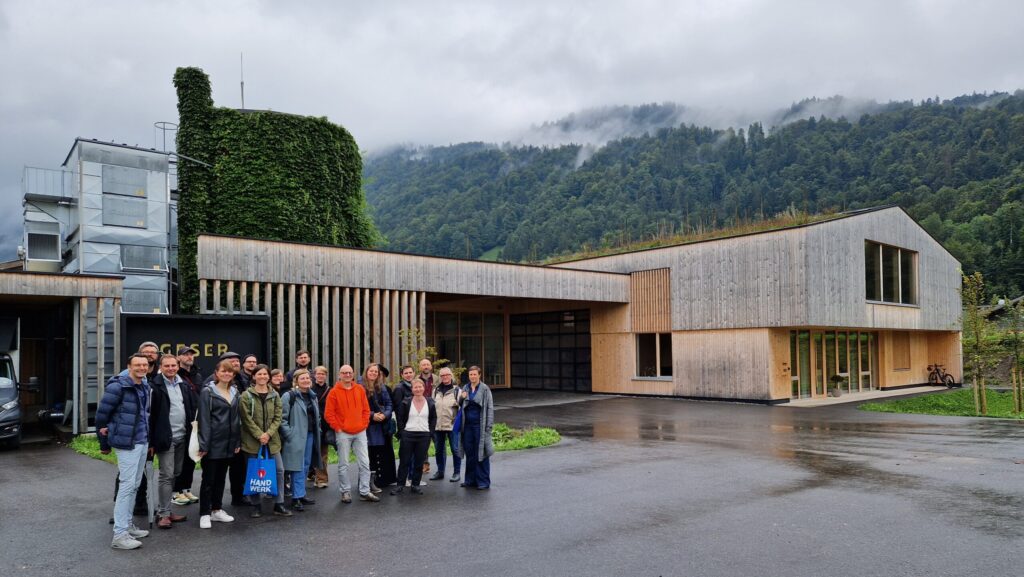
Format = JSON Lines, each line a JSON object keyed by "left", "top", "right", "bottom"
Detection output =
{"left": 315, "top": 480, "right": 328, "bottom": 489}
{"left": 172, "top": 493, "right": 191, "bottom": 506}
{"left": 405, "top": 479, "right": 426, "bottom": 486}
{"left": 450, "top": 474, "right": 461, "bottom": 483}
{"left": 127, "top": 525, "right": 149, "bottom": 539}
{"left": 210, "top": 510, "right": 235, "bottom": 523}
{"left": 340, "top": 492, "right": 352, "bottom": 504}
{"left": 184, "top": 490, "right": 200, "bottom": 503}
{"left": 199, "top": 515, "right": 212, "bottom": 529}
{"left": 111, "top": 533, "right": 142, "bottom": 550}
{"left": 359, "top": 492, "right": 380, "bottom": 502}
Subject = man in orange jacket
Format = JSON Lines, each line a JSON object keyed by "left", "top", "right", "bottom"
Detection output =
{"left": 324, "top": 365, "right": 378, "bottom": 503}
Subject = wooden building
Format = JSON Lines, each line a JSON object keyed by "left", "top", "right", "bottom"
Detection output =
{"left": 0, "top": 271, "right": 123, "bottom": 435}
{"left": 197, "top": 206, "right": 962, "bottom": 403}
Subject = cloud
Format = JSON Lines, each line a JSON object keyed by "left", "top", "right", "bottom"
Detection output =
{"left": 1, "top": 0, "right": 1023, "bottom": 258}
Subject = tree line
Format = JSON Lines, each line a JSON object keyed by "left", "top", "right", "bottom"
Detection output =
{"left": 364, "top": 92, "right": 1024, "bottom": 295}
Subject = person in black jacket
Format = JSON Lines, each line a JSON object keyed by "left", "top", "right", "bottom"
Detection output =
{"left": 149, "top": 354, "right": 196, "bottom": 529}
{"left": 391, "top": 379, "right": 436, "bottom": 495}
{"left": 173, "top": 346, "right": 201, "bottom": 505}
{"left": 203, "top": 351, "right": 248, "bottom": 506}
{"left": 197, "top": 359, "right": 241, "bottom": 529}
{"left": 282, "top": 350, "right": 312, "bottom": 394}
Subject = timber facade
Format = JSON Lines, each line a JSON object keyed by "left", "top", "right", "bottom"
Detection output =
{"left": 196, "top": 206, "right": 962, "bottom": 403}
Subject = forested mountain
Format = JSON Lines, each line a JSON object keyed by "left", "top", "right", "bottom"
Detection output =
{"left": 363, "top": 92, "right": 1024, "bottom": 295}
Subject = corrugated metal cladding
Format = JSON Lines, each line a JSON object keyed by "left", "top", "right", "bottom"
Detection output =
{"left": 101, "top": 165, "right": 148, "bottom": 197}
{"left": 79, "top": 143, "right": 169, "bottom": 172}
{"left": 68, "top": 140, "right": 172, "bottom": 314}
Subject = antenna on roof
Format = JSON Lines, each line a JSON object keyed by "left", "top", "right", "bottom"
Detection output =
{"left": 240, "top": 52, "right": 245, "bottom": 109}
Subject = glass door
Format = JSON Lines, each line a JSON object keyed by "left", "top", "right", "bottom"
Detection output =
{"left": 790, "top": 329, "right": 877, "bottom": 399}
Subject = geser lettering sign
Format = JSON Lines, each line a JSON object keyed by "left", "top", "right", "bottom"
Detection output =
{"left": 121, "top": 314, "right": 270, "bottom": 371}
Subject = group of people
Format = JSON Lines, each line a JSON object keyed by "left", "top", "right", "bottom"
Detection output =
{"left": 95, "top": 343, "right": 495, "bottom": 551}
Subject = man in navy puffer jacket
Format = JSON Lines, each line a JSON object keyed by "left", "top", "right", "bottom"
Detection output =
{"left": 95, "top": 353, "right": 153, "bottom": 550}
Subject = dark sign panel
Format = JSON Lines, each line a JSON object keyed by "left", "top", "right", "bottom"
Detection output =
{"left": 121, "top": 314, "right": 270, "bottom": 372}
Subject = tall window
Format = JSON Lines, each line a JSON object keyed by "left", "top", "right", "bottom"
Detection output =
{"left": 636, "top": 333, "right": 672, "bottom": 378}
{"left": 865, "top": 241, "right": 918, "bottom": 305}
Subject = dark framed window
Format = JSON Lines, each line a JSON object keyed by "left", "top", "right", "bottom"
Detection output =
{"left": 636, "top": 332, "right": 672, "bottom": 378}
{"left": 865, "top": 241, "right": 918, "bottom": 305}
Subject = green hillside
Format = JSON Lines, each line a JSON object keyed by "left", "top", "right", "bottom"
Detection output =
{"left": 364, "top": 93, "right": 1024, "bottom": 296}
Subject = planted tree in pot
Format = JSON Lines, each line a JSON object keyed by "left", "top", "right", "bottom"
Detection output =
{"left": 828, "top": 374, "right": 847, "bottom": 397}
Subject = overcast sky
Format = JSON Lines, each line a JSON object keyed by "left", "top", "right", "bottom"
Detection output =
{"left": 2, "top": 0, "right": 1023, "bottom": 256}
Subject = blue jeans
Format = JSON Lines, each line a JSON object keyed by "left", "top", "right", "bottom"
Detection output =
{"left": 289, "top": 431, "right": 315, "bottom": 500}
{"left": 113, "top": 443, "right": 148, "bottom": 536}
{"left": 433, "top": 429, "right": 460, "bottom": 476}
{"left": 335, "top": 430, "right": 370, "bottom": 495}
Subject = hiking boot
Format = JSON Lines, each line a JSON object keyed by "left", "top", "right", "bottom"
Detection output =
{"left": 359, "top": 492, "right": 380, "bottom": 502}
{"left": 111, "top": 533, "right": 142, "bottom": 550}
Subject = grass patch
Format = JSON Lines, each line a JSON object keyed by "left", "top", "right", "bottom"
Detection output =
{"left": 860, "top": 388, "right": 1024, "bottom": 419}
{"left": 478, "top": 246, "right": 504, "bottom": 261}
{"left": 69, "top": 434, "right": 119, "bottom": 465}
{"left": 71, "top": 424, "right": 560, "bottom": 465}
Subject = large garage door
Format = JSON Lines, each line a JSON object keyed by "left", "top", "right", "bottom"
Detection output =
{"left": 510, "top": 309, "right": 591, "bottom": 392}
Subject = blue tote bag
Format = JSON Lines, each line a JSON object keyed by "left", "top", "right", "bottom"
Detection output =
{"left": 244, "top": 446, "right": 278, "bottom": 496}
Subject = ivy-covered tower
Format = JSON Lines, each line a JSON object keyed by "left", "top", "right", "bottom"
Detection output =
{"left": 173, "top": 67, "right": 378, "bottom": 313}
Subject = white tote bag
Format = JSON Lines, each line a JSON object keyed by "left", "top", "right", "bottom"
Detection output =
{"left": 188, "top": 420, "right": 201, "bottom": 463}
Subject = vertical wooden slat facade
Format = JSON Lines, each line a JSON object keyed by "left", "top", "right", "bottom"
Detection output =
{"left": 630, "top": 268, "right": 671, "bottom": 333}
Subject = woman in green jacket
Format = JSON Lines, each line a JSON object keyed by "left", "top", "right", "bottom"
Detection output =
{"left": 240, "top": 364, "right": 291, "bottom": 518}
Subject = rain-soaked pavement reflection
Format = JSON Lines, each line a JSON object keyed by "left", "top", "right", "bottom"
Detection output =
{"left": 496, "top": 390, "right": 1024, "bottom": 539}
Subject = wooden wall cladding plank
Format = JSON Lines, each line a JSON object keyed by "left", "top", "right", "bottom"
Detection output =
{"left": 927, "top": 331, "right": 962, "bottom": 383}
{"left": 671, "top": 329, "right": 772, "bottom": 400}
{"left": 196, "top": 235, "right": 629, "bottom": 303}
{"left": 0, "top": 272, "right": 122, "bottom": 299}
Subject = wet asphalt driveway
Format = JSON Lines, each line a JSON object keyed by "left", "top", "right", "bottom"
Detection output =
{"left": 2, "top": 390, "right": 1023, "bottom": 577}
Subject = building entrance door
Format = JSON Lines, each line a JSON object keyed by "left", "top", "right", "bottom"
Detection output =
{"left": 510, "top": 310, "right": 591, "bottom": 392}
{"left": 789, "top": 329, "right": 877, "bottom": 399}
